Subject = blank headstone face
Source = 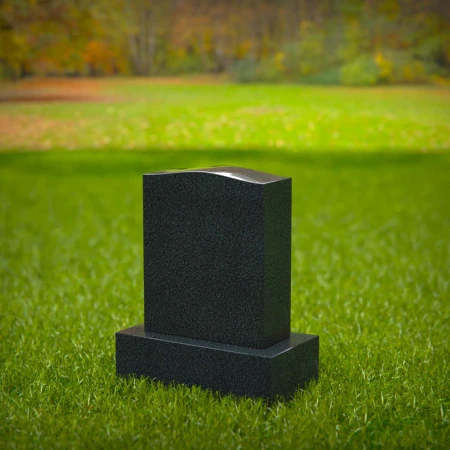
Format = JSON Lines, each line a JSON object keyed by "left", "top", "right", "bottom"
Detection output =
{"left": 143, "top": 167, "right": 291, "bottom": 348}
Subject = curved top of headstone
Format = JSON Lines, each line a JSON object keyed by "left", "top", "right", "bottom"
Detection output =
{"left": 145, "top": 166, "right": 289, "bottom": 185}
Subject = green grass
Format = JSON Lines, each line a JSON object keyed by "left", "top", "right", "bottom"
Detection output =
{"left": 1, "top": 149, "right": 449, "bottom": 449}
{"left": 1, "top": 82, "right": 449, "bottom": 151}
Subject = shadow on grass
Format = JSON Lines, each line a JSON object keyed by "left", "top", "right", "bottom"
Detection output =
{"left": 0, "top": 148, "right": 448, "bottom": 179}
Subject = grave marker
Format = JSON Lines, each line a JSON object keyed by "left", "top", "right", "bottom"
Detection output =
{"left": 116, "top": 167, "right": 319, "bottom": 399}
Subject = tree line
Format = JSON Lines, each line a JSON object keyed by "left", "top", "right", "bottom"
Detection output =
{"left": 1, "top": 0, "right": 449, "bottom": 85}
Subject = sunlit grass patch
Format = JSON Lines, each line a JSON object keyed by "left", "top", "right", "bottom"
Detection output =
{"left": 0, "top": 80, "right": 449, "bottom": 151}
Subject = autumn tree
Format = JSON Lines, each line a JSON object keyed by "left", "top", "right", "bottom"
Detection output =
{"left": 1, "top": 0, "right": 448, "bottom": 84}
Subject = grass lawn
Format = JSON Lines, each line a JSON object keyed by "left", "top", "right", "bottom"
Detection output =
{"left": 1, "top": 80, "right": 449, "bottom": 448}
{"left": 0, "top": 78, "right": 449, "bottom": 152}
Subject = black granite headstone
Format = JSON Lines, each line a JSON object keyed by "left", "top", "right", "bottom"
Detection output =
{"left": 116, "top": 167, "right": 319, "bottom": 399}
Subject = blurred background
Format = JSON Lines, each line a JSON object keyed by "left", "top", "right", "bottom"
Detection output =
{"left": 1, "top": 0, "right": 449, "bottom": 85}
{"left": 1, "top": 0, "right": 449, "bottom": 152}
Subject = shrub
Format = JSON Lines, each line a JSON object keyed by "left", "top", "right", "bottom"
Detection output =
{"left": 255, "top": 58, "right": 283, "bottom": 82}
{"left": 229, "top": 59, "right": 258, "bottom": 83}
{"left": 300, "top": 67, "right": 341, "bottom": 85}
{"left": 341, "top": 56, "right": 380, "bottom": 86}
{"left": 165, "top": 54, "right": 205, "bottom": 75}
{"left": 230, "top": 58, "right": 283, "bottom": 83}
{"left": 380, "top": 50, "right": 430, "bottom": 83}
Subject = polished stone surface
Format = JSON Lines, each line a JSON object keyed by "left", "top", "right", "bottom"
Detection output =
{"left": 116, "top": 166, "right": 320, "bottom": 398}
{"left": 153, "top": 166, "right": 287, "bottom": 184}
{"left": 116, "top": 324, "right": 319, "bottom": 400}
{"left": 143, "top": 167, "right": 292, "bottom": 348}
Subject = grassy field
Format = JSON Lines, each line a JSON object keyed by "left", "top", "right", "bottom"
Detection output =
{"left": 0, "top": 78, "right": 449, "bottom": 152}
{"left": 1, "top": 80, "right": 449, "bottom": 449}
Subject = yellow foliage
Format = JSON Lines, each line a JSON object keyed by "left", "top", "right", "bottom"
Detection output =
{"left": 299, "top": 21, "right": 313, "bottom": 37}
{"left": 202, "top": 30, "right": 213, "bottom": 53}
{"left": 261, "top": 33, "right": 271, "bottom": 58}
{"left": 235, "top": 40, "right": 252, "bottom": 59}
{"left": 175, "top": 48, "right": 186, "bottom": 58}
{"left": 402, "top": 61, "right": 425, "bottom": 82}
{"left": 378, "top": 0, "right": 400, "bottom": 20}
{"left": 374, "top": 51, "right": 392, "bottom": 81}
{"left": 274, "top": 52, "right": 285, "bottom": 72}
{"left": 430, "top": 75, "right": 450, "bottom": 86}
{"left": 301, "top": 64, "right": 314, "bottom": 76}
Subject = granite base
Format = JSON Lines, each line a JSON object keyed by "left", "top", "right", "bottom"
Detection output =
{"left": 116, "top": 324, "right": 319, "bottom": 399}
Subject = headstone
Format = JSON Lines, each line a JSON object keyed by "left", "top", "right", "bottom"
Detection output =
{"left": 116, "top": 167, "right": 319, "bottom": 399}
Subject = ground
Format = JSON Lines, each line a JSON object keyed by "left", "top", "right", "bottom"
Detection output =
{"left": 0, "top": 77, "right": 449, "bottom": 152}
{"left": 0, "top": 78, "right": 449, "bottom": 449}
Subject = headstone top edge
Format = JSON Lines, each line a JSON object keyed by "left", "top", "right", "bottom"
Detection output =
{"left": 143, "top": 166, "right": 290, "bottom": 185}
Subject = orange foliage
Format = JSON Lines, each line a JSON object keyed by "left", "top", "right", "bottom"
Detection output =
{"left": 83, "top": 40, "right": 128, "bottom": 75}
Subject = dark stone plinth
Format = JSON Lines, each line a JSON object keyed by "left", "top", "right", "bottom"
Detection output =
{"left": 143, "top": 167, "right": 291, "bottom": 348}
{"left": 116, "top": 325, "right": 319, "bottom": 400}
